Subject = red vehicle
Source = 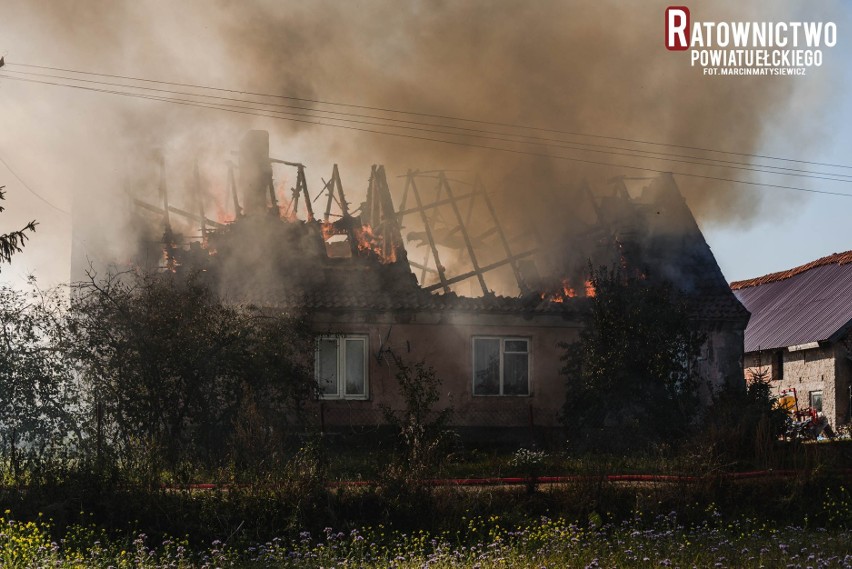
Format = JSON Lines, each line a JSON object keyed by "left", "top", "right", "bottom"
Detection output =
{"left": 778, "top": 388, "right": 835, "bottom": 440}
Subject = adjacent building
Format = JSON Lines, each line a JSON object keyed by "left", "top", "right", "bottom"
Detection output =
{"left": 733, "top": 252, "right": 852, "bottom": 428}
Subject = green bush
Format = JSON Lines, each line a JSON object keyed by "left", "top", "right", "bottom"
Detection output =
{"left": 561, "top": 266, "right": 703, "bottom": 451}
{"left": 380, "top": 353, "right": 455, "bottom": 487}
{"left": 700, "top": 374, "right": 789, "bottom": 468}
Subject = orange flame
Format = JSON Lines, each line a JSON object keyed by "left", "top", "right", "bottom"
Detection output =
{"left": 540, "top": 278, "right": 577, "bottom": 303}
{"left": 321, "top": 222, "right": 337, "bottom": 241}
{"left": 161, "top": 245, "right": 180, "bottom": 273}
{"left": 212, "top": 200, "right": 232, "bottom": 225}
{"left": 540, "top": 277, "right": 597, "bottom": 302}
{"left": 321, "top": 222, "right": 398, "bottom": 264}
{"left": 353, "top": 223, "right": 397, "bottom": 264}
{"left": 321, "top": 222, "right": 351, "bottom": 259}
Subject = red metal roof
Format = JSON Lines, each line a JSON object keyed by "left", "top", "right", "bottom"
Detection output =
{"left": 732, "top": 251, "right": 852, "bottom": 352}
{"left": 731, "top": 250, "right": 852, "bottom": 290}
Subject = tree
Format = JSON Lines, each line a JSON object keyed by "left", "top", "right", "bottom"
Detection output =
{"left": 68, "top": 269, "right": 316, "bottom": 482}
{"left": 561, "top": 266, "right": 703, "bottom": 450}
{"left": 0, "top": 187, "right": 37, "bottom": 266}
{"left": 0, "top": 280, "right": 80, "bottom": 481}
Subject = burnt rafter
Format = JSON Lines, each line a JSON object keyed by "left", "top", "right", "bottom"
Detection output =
{"left": 440, "top": 172, "right": 488, "bottom": 295}
{"left": 320, "top": 164, "right": 349, "bottom": 222}
{"left": 423, "top": 248, "right": 540, "bottom": 293}
{"left": 476, "top": 176, "right": 529, "bottom": 294}
{"left": 193, "top": 160, "right": 207, "bottom": 241}
{"left": 226, "top": 161, "right": 242, "bottom": 219}
{"left": 402, "top": 170, "right": 450, "bottom": 293}
{"left": 396, "top": 170, "right": 531, "bottom": 295}
{"left": 133, "top": 200, "right": 227, "bottom": 231}
{"left": 362, "top": 165, "right": 406, "bottom": 263}
{"left": 157, "top": 152, "right": 171, "bottom": 232}
{"left": 279, "top": 161, "right": 314, "bottom": 222}
{"left": 130, "top": 131, "right": 536, "bottom": 295}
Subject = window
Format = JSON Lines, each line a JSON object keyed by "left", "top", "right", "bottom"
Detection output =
{"left": 316, "top": 335, "right": 368, "bottom": 400}
{"left": 772, "top": 351, "right": 784, "bottom": 381}
{"left": 473, "top": 337, "right": 530, "bottom": 396}
{"left": 809, "top": 390, "right": 823, "bottom": 412}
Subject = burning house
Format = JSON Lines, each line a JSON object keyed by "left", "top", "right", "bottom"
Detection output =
{"left": 120, "top": 130, "right": 747, "bottom": 437}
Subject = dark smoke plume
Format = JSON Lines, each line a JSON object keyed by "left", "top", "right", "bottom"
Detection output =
{"left": 0, "top": 0, "right": 843, "bottom": 287}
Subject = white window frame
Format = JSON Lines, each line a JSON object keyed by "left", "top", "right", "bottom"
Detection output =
{"left": 315, "top": 334, "right": 369, "bottom": 400}
{"left": 809, "top": 390, "right": 823, "bottom": 412}
{"left": 471, "top": 336, "right": 531, "bottom": 397}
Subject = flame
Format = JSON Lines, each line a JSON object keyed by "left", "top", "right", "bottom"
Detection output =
{"left": 320, "top": 222, "right": 398, "bottom": 264}
{"left": 161, "top": 245, "right": 180, "bottom": 273}
{"left": 540, "top": 277, "right": 597, "bottom": 302}
{"left": 540, "top": 278, "right": 576, "bottom": 303}
{"left": 214, "top": 202, "right": 232, "bottom": 225}
{"left": 353, "top": 223, "right": 397, "bottom": 264}
{"left": 321, "top": 222, "right": 337, "bottom": 241}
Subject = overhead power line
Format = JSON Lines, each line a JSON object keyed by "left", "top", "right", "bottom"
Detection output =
{"left": 3, "top": 67, "right": 851, "bottom": 184}
{"left": 2, "top": 72, "right": 851, "bottom": 200}
{"left": 7, "top": 60, "right": 852, "bottom": 172}
{"left": 0, "top": 152, "right": 70, "bottom": 215}
{"left": 3, "top": 70, "right": 852, "bottom": 189}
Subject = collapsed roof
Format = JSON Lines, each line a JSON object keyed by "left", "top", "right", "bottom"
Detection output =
{"left": 131, "top": 130, "right": 746, "bottom": 324}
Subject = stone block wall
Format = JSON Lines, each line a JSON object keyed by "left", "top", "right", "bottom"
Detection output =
{"left": 744, "top": 345, "right": 845, "bottom": 427}
{"left": 832, "top": 339, "right": 852, "bottom": 426}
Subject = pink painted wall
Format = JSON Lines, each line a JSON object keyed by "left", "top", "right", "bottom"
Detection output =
{"left": 310, "top": 313, "right": 581, "bottom": 428}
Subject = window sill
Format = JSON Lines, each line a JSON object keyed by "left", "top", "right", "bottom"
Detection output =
{"left": 472, "top": 393, "right": 532, "bottom": 397}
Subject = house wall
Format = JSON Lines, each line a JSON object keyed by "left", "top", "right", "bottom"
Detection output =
{"left": 698, "top": 326, "right": 746, "bottom": 402}
{"left": 744, "top": 345, "right": 847, "bottom": 427}
{"left": 308, "top": 310, "right": 581, "bottom": 430}
{"left": 833, "top": 339, "right": 852, "bottom": 426}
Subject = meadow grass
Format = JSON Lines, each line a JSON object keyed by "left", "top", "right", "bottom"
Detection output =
{"left": 1, "top": 508, "right": 850, "bottom": 568}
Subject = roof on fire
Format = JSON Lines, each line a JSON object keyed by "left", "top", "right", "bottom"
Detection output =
{"left": 212, "top": 173, "right": 750, "bottom": 323}
{"left": 209, "top": 217, "right": 581, "bottom": 316}
{"left": 731, "top": 251, "right": 852, "bottom": 352}
{"left": 228, "top": 279, "right": 584, "bottom": 316}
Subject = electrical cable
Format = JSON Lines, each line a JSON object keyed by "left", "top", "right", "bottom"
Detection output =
{"left": 5, "top": 67, "right": 850, "bottom": 181}
{"left": 7, "top": 61, "right": 852, "bottom": 171}
{"left": 0, "top": 152, "right": 70, "bottom": 215}
{"left": 2, "top": 72, "right": 851, "bottom": 199}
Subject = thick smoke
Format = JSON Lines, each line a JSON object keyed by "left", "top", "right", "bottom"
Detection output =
{"left": 0, "top": 0, "right": 842, "bottom": 288}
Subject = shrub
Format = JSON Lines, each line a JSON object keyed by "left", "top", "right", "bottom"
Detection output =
{"left": 561, "top": 266, "right": 703, "bottom": 451}
{"left": 509, "top": 448, "right": 547, "bottom": 494}
{"left": 69, "top": 268, "right": 316, "bottom": 483}
{"left": 701, "top": 372, "right": 789, "bottom": 468}
{"left": 380, "top": 353, "right": 454, "bottom": 487}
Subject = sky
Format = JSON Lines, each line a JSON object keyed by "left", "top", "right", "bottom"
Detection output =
{"left": 0, "top": 1, "right": 850, "bottom": 289}
{"left": 700, "top": 15, "right": 852, "bottom": 283}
